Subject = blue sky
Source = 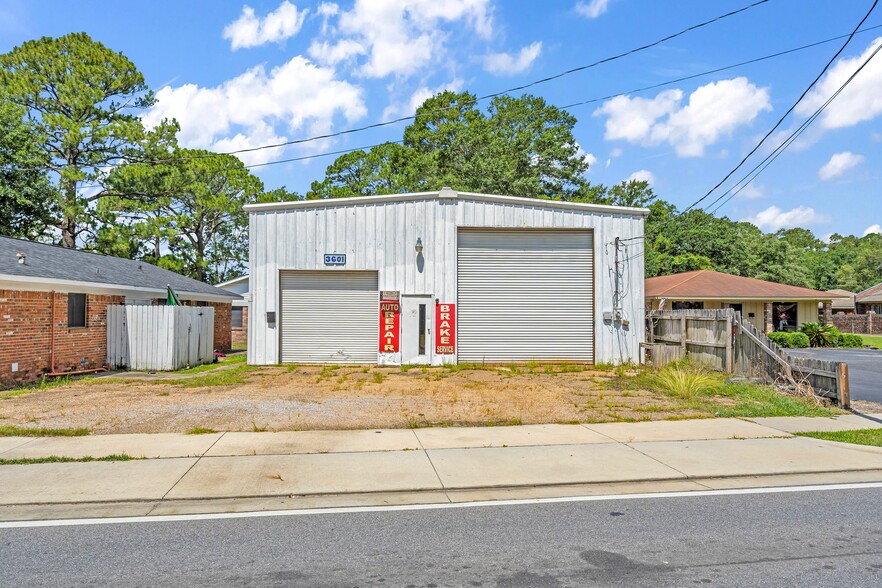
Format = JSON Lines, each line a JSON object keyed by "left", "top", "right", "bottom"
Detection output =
{"left": 2, "top": 0, "right": 881, "bottom": 238}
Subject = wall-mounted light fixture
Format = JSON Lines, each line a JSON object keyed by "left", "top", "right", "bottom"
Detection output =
{"left": 415, "top": 237, "right": 423, "bottom": 254}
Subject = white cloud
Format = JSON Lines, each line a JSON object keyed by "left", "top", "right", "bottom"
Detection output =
{"left": 223, "top": 1, "right": 308, "bottom": 50}
{"left": 594, "top": 78, "right": 771, "bottom": 157}
{"left": 736, "top": 181, "right": 765, "bottom": 199}
{"left": 143, "top": 56, "right": 366, "bottom": 162}
{"left": 312, "top": 0, "right": 493, "bottom": 78}
{"left": 626, "top": 169, "right": 655, "bottom": 185}
{"left": 818, "top": 151, "right": 864, "bottom": 180}
{"left": 575, "top": 0, "right": 609, "bottom": 18}
{"left": 864, "top": 224, "right": 881, "bottom": 236}
{"left": 583, "top": 152, "right": 597, "bottom": 167}
{"left": 483, "top": 41, "right": 542, "bottom": 76}
{"left": 382, "top": 78, "right": 464, "bottom": 121}
{"left": 796, "top": 37, "right": 882, "bottom": 130}
{"left": 609, "top": 147, "right": 623, "bottom": 158}
{"left": 745, "top": 206, "right": 830, "bottom": 231}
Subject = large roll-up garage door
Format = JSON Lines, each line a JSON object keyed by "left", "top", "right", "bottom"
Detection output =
{"left": 280, "top": 271, "right": 378, "bottom": 363}
{"left": 457, "top": 229, "right": 593, "bottom": 362}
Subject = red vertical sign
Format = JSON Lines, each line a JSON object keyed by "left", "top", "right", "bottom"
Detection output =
{"left": 379, "top": 301, "right": 400, "bottom": 352}
{"left": 435, "top": 303, "right": 456, "bottom": 354}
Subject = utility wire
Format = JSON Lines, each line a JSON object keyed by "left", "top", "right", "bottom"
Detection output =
{"left": 122, "top": 0, "right": 774, "bottom": 164}
{"left": 681, "top": 0, "right": 878, "bottom": 213}
{"left": 707, "top": 38, "right": 882, "bottom": 215}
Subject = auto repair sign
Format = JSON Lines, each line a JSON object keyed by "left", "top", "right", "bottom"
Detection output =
{"left": 380, "top": 301, "right": 400, "bottom": 352}
{"left": 435, "top": 303, "right": 455, "bottom": 354}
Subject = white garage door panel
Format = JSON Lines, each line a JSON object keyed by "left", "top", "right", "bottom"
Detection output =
{"left": 458, "top": 229, "right": 593, "bottom": 362}
{"left": 280, "top": 271, "right": 378, "bottom": 363}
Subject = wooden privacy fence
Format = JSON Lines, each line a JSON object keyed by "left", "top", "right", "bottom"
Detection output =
{"left": 107, "top": 305, "right": 215, "bottom": 371}
{"left": 647, "top": 309, "right": 850, "bottom": 407}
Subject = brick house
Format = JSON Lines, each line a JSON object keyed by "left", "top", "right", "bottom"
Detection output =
{"left": 1, "top": 236, "right": 240, "bottom": 387}
{"left": 215, "top": 274, "right": 249, "bottom": 348}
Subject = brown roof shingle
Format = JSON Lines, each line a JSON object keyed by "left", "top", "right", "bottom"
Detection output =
{"left": 856, "top": 281, "right": 882, "bottom": 303}
{"left": 645, "top": 270, "right": 832, "bottom": 300}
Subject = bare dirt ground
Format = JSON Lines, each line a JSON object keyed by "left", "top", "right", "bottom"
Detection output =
{"left": 0, "top": 360, "right": 712, "bottom": 434}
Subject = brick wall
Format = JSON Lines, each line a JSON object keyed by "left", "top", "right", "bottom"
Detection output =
{"left": 232, "top": 306, "right": 248, "bottom": 347}
{"left": 0, "top": 290, "right": 123, "bottom": 387}
{"left": 208, "top": 302, "right": 232, "bottom": 350}
{"left": 831, "top": 311, "right": 881, "bottom": 335}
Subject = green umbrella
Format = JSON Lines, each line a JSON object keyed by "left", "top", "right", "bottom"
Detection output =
{"left": 166, "top": 285, "right": 182, "bottom": 306}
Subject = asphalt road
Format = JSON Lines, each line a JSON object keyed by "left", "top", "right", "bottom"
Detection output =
{"left": 786, "top": 348, "right": 882, "bottom": 403}
{"left": 2, "top": 487, "right": 881, "bottom": 587}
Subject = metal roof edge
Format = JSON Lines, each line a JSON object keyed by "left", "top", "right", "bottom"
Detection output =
{"left": 215, "top": 274, "right": 250, "bottom": 288}
{"left": 244, "top": 189, "right": 651, "bottom": 216}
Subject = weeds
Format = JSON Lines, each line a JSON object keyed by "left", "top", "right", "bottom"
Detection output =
{"left": 1, "top": 376, "right": 74, "bottom": 399}
{"left": 372, "top": 372, "right": 386, "bottom": 384}
{"left": 0, "top": 425, "right": 89, "bottom": 437}
{"left": 654, "top": 365, "right": 716, "bottom": 399}
{"left": 0, "top": 454, "right": 140, "bottom": 466}
{"left": 186, "top": 427, "right": 218, "bottom": 435}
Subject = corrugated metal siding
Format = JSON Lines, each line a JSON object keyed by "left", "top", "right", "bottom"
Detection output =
{"left": 248, "top": 194, "right": 645, "bottom": 366}
{"left": 279, "top": 271, "right": 378, "bottom": 363}
{"left": 457, "top": 229, "right": 593, "bottom": 362}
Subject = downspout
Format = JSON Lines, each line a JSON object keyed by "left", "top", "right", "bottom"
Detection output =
{"left": 49, "top": 291, "right": 56, "bottom": 373}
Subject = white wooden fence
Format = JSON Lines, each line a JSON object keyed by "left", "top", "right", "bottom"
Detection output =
{"left": 107, "top": 305, "right": 215, "bottom": 371}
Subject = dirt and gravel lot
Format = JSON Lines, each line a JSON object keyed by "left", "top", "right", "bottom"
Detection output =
{"left": 0, "top": 359, "right": 701, "bottom": 434}
{"left": 1, "top": 354, "right": 858, "bottom": 435}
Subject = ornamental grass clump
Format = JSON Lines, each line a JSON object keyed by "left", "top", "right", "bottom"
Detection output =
{"left": 653, "top": 364, "right": 716, "bottom": 400}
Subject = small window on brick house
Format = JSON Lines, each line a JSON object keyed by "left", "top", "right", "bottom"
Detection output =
{"left": 68, "top": 293, "right": 86, "bottom": 328}
{"left": 232, "top": 307, "right": 243, "bottom": 328}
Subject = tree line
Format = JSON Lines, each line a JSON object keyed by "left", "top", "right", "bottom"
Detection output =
{"left": 1, "top": 33, "right": 880, "bottom": 292}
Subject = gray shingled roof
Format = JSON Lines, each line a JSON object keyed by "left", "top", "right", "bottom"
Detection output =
{"left": 0, "top": 236, "right": 238, "bottom": 299}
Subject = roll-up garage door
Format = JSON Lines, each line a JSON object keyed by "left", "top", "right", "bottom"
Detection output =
{"left": 280, "top": 271, "right": 378, "bottom": 363}
{"left": 457, "top": 229, "right": 593, "bottom": 362}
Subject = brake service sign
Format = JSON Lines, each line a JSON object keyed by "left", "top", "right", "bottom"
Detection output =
{"left": 379, "top": 300, "right": 400, "bottom": 352}
{"left": 435, "top": 303, "right": 456, "bottom": 354}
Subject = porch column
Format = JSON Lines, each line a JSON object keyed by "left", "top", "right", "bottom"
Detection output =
{"left": 822, "top": 302, "right": 832, "bottom": 325}
{"left": 763, "top": 302, "right": 773, "bottom": 334}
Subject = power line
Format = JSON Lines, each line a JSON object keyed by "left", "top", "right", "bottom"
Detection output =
{"left": 681, "top": 0, "right": 878, "bottom": 213}
{"left": 708, "top": 37, "right": 882, "bottom": 215}
{"left": 132, "top": 0, "right": 773, "bottom": 164}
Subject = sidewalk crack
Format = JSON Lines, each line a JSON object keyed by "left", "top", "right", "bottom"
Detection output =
{"left": 146, "top": 432, "right": 226, "bottom": 515}
{"left": 411, "top": 430, "right": 450, "bottom": 501}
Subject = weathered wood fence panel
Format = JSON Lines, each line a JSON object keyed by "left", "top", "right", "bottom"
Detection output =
{"left": 647, "top": 309, "right": 850, "bottom": 407}
{"left": 106, "top": 306, "right": 214, "bottom": 371}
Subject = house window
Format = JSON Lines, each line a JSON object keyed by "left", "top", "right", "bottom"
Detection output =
{"left": 232, "top": 307, "right": 244, "bottom": 329}
{"left": 68, "top": 293, "right": 86, "bottom": 328}
{"left": 672, "top": 301, "right": 704, "bottom": 310}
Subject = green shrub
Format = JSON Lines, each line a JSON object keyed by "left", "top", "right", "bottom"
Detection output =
{"left": 799, "top": 322, "right": 838, "bottom": 347}
{"left": 653, "top": 364, "right": 716, "bottom": 399}
{"left": 768, "top": 332, "right": 809, "bottom": 349}
{"left": 838, "top": 333, "right": 864, "bottom": 348}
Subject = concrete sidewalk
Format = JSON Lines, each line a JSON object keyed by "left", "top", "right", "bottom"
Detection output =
{"left": 2, "top": 414, "right": 882, "bottom": 521}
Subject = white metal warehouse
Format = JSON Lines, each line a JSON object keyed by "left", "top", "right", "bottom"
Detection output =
{"left": 245, "top": 188, "right": 647, "bottom": 367}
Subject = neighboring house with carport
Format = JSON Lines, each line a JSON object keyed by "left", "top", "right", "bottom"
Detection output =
{"left": 855, "top": 281, "right": 882, "bottom": 314}
{"left": 216, "top": 274, "right": 249, "bottom": 347}
{"left": 645, "top": 269, "right": 833, "bottom": 333}
{"left": 826, "top": 288, "right": 856, "bottom": 314}
{"left": 0, "top": 236, "right": 239, "bottom": 387}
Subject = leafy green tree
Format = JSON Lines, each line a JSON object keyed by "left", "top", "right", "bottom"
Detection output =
{"left": 309, "top": 91, "right": 590, "bottom": 199}
{"left": 0, "top": 100, "right": 56, "bottom": 238}
{"left": 0, "top": 32, "right": 152, "bottom": 247}
{"left": 104, "top": 146, "right": 266, "bottom": 283}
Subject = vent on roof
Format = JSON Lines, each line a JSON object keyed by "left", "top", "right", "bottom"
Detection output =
{"left": 16, "top": 252, "right": 26, "bottom": 265}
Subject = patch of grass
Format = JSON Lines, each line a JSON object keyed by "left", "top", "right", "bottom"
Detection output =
{"left": 1, "top": 375, "right": 74, "bottom": 399}
{"left": 0, "top": 425, "right": 89, "bottom": 437}
{"left": 599, "top": 362, "right": 839, "bottom": 419}
{"left": 174, "top": 354, "right": 246, "bottom": 375}
{"left": 486, "top": 418, "right": 523, "bottom": 427}
{"left": 795, "top": 428, "right": 882, "bottom": 447}
{"left": 406, "top": 416, "right": 425, "bottom": 429}
{"left": 444, "top": 362, "right": 488, "bottom": 372}
{"left": 0, "top": 454, "right": 141, "bottom": 466}
{"left": 170, "top": 364, "right": 257, "bottom": 388}
{"left": 186, "top": 427, "right": 218, "bottom": 435}
{"left": 859, "top": 334, "right": 882, "bottom": 349}
{"left": 372, "top": 372, "right": 386, "bottom": 384}
{"left": 251, "top": 420, "right": 268, "bottom": 432}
